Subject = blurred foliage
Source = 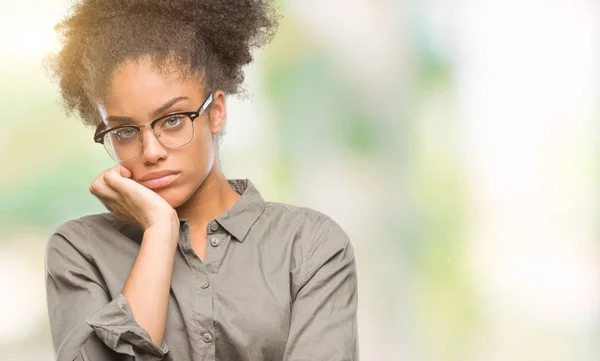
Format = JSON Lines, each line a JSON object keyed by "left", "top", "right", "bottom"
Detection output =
{"left": 0, "top": 60, "right": 110, "bottom": 235}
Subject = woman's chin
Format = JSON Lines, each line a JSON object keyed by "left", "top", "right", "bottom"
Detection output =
{"left": 154, "top": 187, "right": 188, "bottom": 210}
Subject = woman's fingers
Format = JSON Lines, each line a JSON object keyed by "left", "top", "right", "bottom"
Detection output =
{"left": 116, "top": 165, "right": 133, "bottom": 179}
{"left": 91, "top": 191, "right": 118, "bottom": 212}
{"left": 103, "top": 168, "right": 139, "bottom": 196}
{"left": 90, "top": 165, "right": 175, "bottom": 231}
{"left": 90, "top": 166, "right": 127, "bottom": 199}
{"left": 93, "top": 192, "right": 129, "bottom": 220}
{"left": 90, "top": 176, "right": 120, "bottom": 200}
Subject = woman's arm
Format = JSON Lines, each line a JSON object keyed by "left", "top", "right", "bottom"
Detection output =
{"left": 122, "top": 223, "right": 179, "bottom": 346}
{"left": 283, "top": 217, "right": 359, "bottom": 361}
{"left": 45, "top": 219, "right": 177, "bottom": 361}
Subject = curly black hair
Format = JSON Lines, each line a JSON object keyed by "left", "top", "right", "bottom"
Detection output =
{"left": 46, "top": 0, "right": 279, "bottom": 127}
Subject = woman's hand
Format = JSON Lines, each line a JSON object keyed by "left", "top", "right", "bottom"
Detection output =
{"left": 89, "top": 166, "right": 179, "bottom": 233}
{"left": 90, "top": 166, "right": 180, "bottom": 347}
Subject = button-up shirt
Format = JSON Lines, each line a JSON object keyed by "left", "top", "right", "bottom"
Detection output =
{"left": 45, "top": 179, "right": 358, "bottom": 361}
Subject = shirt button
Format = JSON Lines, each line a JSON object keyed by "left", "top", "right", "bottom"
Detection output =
{"left": 203, "top": 332, "right": 213, "bottom": 343}
{"left": 210, "top": 238, "right": 220, "bottom": 247}
{"left": 200, "top": 281, "right": 210, "bottom": 289}
{"left": 209, "top": 221, "right": 219, "bottom": 232}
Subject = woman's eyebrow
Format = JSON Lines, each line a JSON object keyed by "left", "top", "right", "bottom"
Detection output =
{"left": 105, "top": 96, "right": 190, "bottom": 124}
{"left": 150, "top": 96, "right": 190, "bottom": 118}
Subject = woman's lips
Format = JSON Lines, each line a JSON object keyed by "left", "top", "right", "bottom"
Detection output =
{"left": 140, "top": 173, "right": 179, "bottom": 190}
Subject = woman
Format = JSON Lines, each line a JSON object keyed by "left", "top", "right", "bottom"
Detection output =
{"left": 44, "top": 1, "right": 358, "bottom": 361}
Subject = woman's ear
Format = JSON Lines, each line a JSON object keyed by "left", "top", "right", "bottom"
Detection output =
{"left": 208, "top": 90, "right": 227, "bottom": 136}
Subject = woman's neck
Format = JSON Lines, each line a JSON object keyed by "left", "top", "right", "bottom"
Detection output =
{"left": 175, "top": 167, "right": 241, "bottom": 233}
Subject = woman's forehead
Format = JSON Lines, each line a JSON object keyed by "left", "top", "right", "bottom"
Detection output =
{"left": 102, "top": 63, "right": 201, "bottom": 105}
{"left": 98, "top": 72, "right": 201, "bottom": 124}
{"left": 108, "top": 60, "right": 198, "bottom": 95}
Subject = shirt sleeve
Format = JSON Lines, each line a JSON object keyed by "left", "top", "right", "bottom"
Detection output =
{"left": 283, "top": 217, "right": 359, "bottom": 361}
{"left": 45, "top": 219, "right": 171, "bottom": 361}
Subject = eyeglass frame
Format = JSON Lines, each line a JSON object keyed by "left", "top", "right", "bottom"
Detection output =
{"left": 93, "top": 92, "right": 214, "bottom": 146}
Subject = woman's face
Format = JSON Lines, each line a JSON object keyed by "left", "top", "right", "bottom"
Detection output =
{"left": 97, "top": 59, "right": 226, "bottom": 208}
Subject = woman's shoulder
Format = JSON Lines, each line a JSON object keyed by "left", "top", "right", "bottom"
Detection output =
{"left": 263, "top": 200, "right": 326, "bottom": 220}
{"left": 261, "top": 202, "right": 355, "bottom": 293}
{"left": 261, "top": 201, "right": 352, "bottom": 250}
{"left": 50, "top": 212, "right": 122, "bottom": 238}
{"left": 45, "top": 212, "right": 127, "bottom": 257}
{"left": 262, "top": 201, "right": 331, "bottom": 231}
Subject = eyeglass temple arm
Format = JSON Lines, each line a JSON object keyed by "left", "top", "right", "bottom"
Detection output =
{"left": 200, "top": 93, "right": 213, "bottom": 114}
{"left": 94, "top": 123, "right": 106, "bottom": 143}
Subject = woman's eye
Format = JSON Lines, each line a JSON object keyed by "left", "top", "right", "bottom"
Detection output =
{"left": 115, "top": 128, "right": 137, "bottom": 140}
{"left": 163, "top": 116, "right": 183, "bottom": 128}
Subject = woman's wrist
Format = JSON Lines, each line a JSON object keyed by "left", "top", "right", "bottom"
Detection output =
{"left": 144, "top": 220, "right": 180, "bottom": 248}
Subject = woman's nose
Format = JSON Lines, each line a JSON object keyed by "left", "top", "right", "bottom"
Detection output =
{"left": 140, "top": 128, "right": 167, "bottom": 164}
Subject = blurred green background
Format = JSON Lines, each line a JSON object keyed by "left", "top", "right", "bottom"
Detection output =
{"left": 0, "top": 0, "right": 598, "bottom": 360}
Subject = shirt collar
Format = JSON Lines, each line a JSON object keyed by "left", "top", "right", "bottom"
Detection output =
{"left": 213, "top": 179, "right": 266, "bottom": 242}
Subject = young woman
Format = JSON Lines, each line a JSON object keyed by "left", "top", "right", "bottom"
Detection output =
{"left": 44, "top": 1, "right": 358, "bottom": 360}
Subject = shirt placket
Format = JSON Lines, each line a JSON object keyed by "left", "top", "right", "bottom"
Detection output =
{"left": 178, "top": 220, "right": 230, "bottom": 361}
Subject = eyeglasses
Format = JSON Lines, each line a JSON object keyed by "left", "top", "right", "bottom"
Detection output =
{"left": 94, "top": 93, "right": 213, "bottom": 162}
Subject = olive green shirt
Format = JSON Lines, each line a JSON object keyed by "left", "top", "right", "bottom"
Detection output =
{"left": 45, "top": 179, "right": 358, "bottom": 361}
